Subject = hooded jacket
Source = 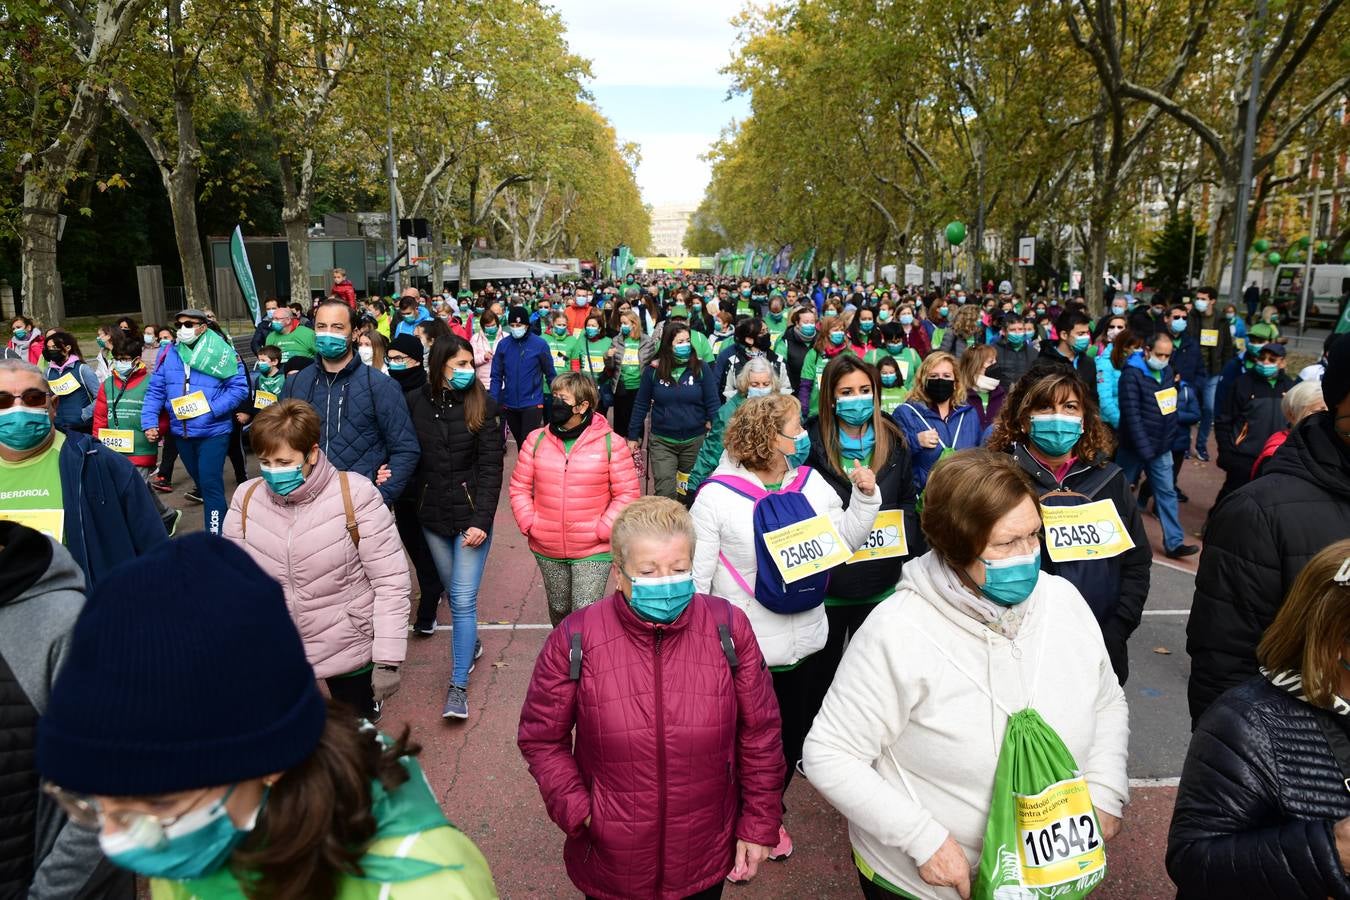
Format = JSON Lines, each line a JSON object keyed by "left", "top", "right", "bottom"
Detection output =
{"left": 1116, "top": 351, "right": 1178, "bottom": 460}
{"left": 44, "top": 357, "right": 100, "bottom": 432}
{"left": 893, "top": 400, "right": 980, "bottom": 492}
{"left": 1187, "top": 412, "right": 1350, "bottom": 724}
{"left": 993, "top": 337, "right": 1036, "bottom": 391}
{"left": 0, "top": 523, "right": 132, "bottom": 900}
{"left": 406, "top": 384, "right": 504, "bottom": 538}
{"left": 489, "top": 330, "right": 556, "bottom": 409}
{"left": 518, "top": 592, "right": 783, "bottom": 900}
{"left": 223, "top": 453, "right": 410, "bottom": 678}
{"left": 282, "top": 354, "right": 421, "bottom": 503}
{"left": 1038, "top": 341, "right": 1099, "bottom": 399}
{"left": 141, "top": 341, "right": 249, "bottom": 439}
{"left": 1215, "top": 368, "right": 1294, "bottom": 476}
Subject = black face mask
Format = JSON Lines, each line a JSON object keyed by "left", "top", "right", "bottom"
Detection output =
{"left": 43, "top": 347, "right": 66, "bottom": 364}
{"left": 549, "top": 400, "right": 591, "bottom": 439}
{"left": 925, "top": 377, "right": 956, "bottom": 403}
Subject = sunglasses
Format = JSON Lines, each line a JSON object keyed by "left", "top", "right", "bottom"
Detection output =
{"left": 0, "top": 388, "right": 49, "bottom": 410}
{"left": 174, "top": 320, "right": 200, "bottom": 328}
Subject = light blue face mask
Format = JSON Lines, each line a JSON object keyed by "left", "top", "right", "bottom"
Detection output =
{"left": 838, "top": 424, "right": 876, "bottom": 460}
{"left": 98, "top": 784, "right": 265, "bottom": 881}
{"left": 1255, "top": 361, "right": 1279, "bottom": 378}
{"left": 314, "top": 333, "right": 349, "bottom": 360}
{"left": 448, "top": 368, "right": 476, "bottom": 390}
{"left": 746, "top": 386, "right": 773, "bottom": 399}
{"left": 880, "top": 373, "right": 898, "bottom": 387}
{"left": 672, "top": 343, "right": 692, "bottom": 361}
{"left": 0, "top": 407, "right": 52, "bottom": 452}
{"left": 781, "top": 430, "right": 811, "bottom": 468}
{"left": 835, "top": 395, "right": 874, "bottom": 426}
{"left": 1146, "top": 355, "right": 1168, "bottom": 371}
{"left": 980, "top": 550, "right": 1041, "bottom": 606}
{"left": 260, "top": 463, "right": 305, "bottom": 496}
{"left": 1071, "top": 334, "right": 1092, "bottom": 353}
{"left": 1028, "top": 414, "right": 1083, "bottom": 457}
{"left": 799, "top": 323, "right": 817, "bottom": 339}
{"left": 509, "top": 325, "right": 528, "bottom": 339}
{"left": 828, "top": 331, "right": 846, "bottom": 346}
{"left": 626, "top": 571, "right": 695, "bottom": 624}
{"left": 899, "top": 314, "right": 915, "bottom": 326}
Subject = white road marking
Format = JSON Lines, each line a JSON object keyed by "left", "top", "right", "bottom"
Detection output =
{"left": 1142, "top": 609, "right": 1190, "bottom": 616}
{"left": 1154, "top": 558, "right": 1198, "bottom": 576}
{"left": 416, "top": 623, "right": 554, "bottom": 632}
{"left": 1129, "top": 777, "right": 1181, "bottom": 788}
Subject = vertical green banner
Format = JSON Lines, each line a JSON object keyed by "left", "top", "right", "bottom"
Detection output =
{"left": 231, "top": 226, "right": 261, "bottom": 324}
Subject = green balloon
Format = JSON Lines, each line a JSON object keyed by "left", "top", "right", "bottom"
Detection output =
{"left": 1296, "top": 236, "right": 1310, "bottom": 249}
{"left": 1252, "top": 238, "right": 1269, "bottom": 253}
{"left": 1267, "top": 251, "right": 1281, "bottom": 265}
{"left": 1317, "top": 241, "right": 1329, "bottom": 253}
{"left": 945, "top": 221, "right": 967, "bottom": 246}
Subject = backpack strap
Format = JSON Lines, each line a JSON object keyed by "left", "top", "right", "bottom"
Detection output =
{"left": 704, "top": 473, "right": 769, "bottom": 500}
{"left": 783, "top": 465, "right": 812, "bottom": 492}
{"left": 239, "top": 481, "right": 262, "bottom": 540}
{"left": 532, "top": 429, "right": 548, "bottom": 454}
{"left": 568, "top": 631, "right": 584, "bottom": 680}
{"left": 717, "top": 600, "right": 740, "bottom": 670}
{"left": 338, "top": 471, "right": 361, "bottom": 548}
{"left": 717, "top": 551, "right": 756, "bottom": 597}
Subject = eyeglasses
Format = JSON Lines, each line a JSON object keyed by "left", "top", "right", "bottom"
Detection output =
{"left": 41, "top": 781, "right": 219, "bottom": 833}
{"left": 173, "top": 321, "right": 200, "bottom": 329}
{"left": 0, "top": 388, "right": 49, "bottom": 410}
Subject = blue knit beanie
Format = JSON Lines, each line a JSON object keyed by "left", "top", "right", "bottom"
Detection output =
{"left": 37, "top": 533, "right": 327, "bottom": 796}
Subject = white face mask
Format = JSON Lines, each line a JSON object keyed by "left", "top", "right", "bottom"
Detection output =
{"left": 177, "top": 325, "right": 200, "bottom": 345}
{"left": 976, "top": 374, "right": 1000, "bottom": 392}
{"left": 357, "top": 345, "right": 374, "bottom": 365}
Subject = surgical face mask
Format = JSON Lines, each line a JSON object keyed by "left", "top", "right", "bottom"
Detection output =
{"left": 112, "top": 360, "right": 136, "bottom": 378}
{"left": 269, "top": 319, "right": 285, "bottom": 333}
{"left": 799, "top": 323, "right": 817, "bottom": 339}
{"left": 1194, "top": 299, "right": 1210, "bottom": 313}
{"left": 1007, "top": 332, "right": 1027, "bottom": 348}
{"left": 509, "top": 325, "right": 528, "bottom": 339}
{"left": 979, "top": 550, "right": 1041, "bottom": 606}
{"left": 143, "top": 333, "right": 155, "bottom": 345}
{"left": 1111, "top": 305, "right": 1126, "bottom": 316}
{"left": 1071, "top": 334, "right": 1091, "bottom": 353}
{"left": 884, "top": 342, "right": 902, "bottom": 355}
{"left": 357, "top": 345, "right": 374, "bottom": 365}
{"left": 553, "top": 324, "right": 568, "bottom": 337}
{"left": 448, "top": 368, "right": 476, "bottom": 390}
{"left": 98, "top": 785, "right": 265, "bottom": 881}
{"left": 1225, "top": 311, "right": 1237, "bottom": 321}
{"left": 1029, "top": 413, "right": 1083, "bottom": 457}
{"left": 627, "top": 571, "right": 695, "bottom": 624}
{"left": 314, "top": 333, "right": 348, "bottom": 360}
{"left": 880, "top": 372, "right": 898, "bottom": 387}
{"left": 781, "top": 430, "right": 811, "bottom": 468}
{"left": 177, "top": 325, "right": 201, "bottom": 345}
{"left": 260, "top": 463, "right": 305, "bottom": 496}
{"left": 255, "top": 361, "right": 273, "bottom": 374}
{"left": 0, "top": 407, "right": 52, "bottom": 451}
{"left": 575, "top": 295, "right": 590, "bottom": 307}
{"left": 1170, "top": 318, "right": 1188, "bottom": 334}
{"left": 585, "top": 326, "right": 600, "bottom": 339}
{"left": 899, "top": 313, "right": 915, "bottom": 326}
{"left": 159, "top": 339, "right": 171, "bottom": 348}
{"left": 672, "top": 342, "right": 692, "bottom": 361}
{"left": 746, "top": 385, "right": 773, "bottom": 399}
{"left": 387, "top": 359, "right": 410, "bottom": 371}
{"left": 975, "top": 374, "right": 999, "bottom": 393}
{"left": 620, "top": 324, "right": 632, "bottom": 337}
{"left": 12, "top": 329, "right": 28, "bottom": 341}
{"left": 402, "top": 313, "right": 417, "bottom": 324}
{"left": 859, "top": 320, "right": 875, "bottom": 334}
{"left": 828, "top": 331, "right": 845, "bottom": 346}
{"left": 835, "top": 394, "right": 874, "bottom": 426}
{"left": 484, "top": 325, "right": 499, "bottom": 339}
{"left": 1255, "top": 361, "right": 1279, "bottom": 378}
{"left": 1247, "top": 342, "right": 1266, "bottom": 357}
{"left": 1105, "top": 326, "right": 1123, "bottom": 341}
{"left": 937, "top": 306, "right": 949, "bottom": 318}
{"left": 1146, "top": 354, "right": 1168, "bottom": 371}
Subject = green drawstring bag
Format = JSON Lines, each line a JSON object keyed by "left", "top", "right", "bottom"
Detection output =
{"left": 973, "top": 709, "right": 1106, "bottom": 900}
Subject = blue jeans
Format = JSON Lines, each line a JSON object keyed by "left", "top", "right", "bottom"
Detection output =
{"left": 1195, "top": 374, "right": 1217, "bottom": 450}
{"left": 1117, "top": 446, "right": 1185, "bottom": 550}
{"left": 176, "top": 433, "right": 229, "bottom": 536}
{"left": 422, "top": 528, "right": 493, "bottom": 687}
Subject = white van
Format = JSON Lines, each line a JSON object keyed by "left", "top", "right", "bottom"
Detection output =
{"left": 1272, "top": 264, "right": 1350, "bottom": 324}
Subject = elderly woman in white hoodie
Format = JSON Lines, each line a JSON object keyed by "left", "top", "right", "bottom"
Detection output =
{"left": 691, "top": 392, "right": 881, "bottom": 863}
{"left": 803, "top": 449, "right": 1129, "bottom": 900}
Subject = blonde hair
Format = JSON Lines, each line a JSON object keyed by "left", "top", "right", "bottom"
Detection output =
{"left": 550, "top": 372, "right": 598, "bottom": 412}
{"left": 1258, "top": 539, "right": 1350, "bottom": 709}
{"left": 619, "top": 310, "right": 644, "bottom": 339}
{"left": 611, "top": 496, "right": 696, "bottom": 570}
{"left": 1283, "top": 380, "right": 1325, "bottom": 425}
{"left": 907, "top": 351, "right": 965, "bottom": 408}
{"left": 957, "top": 343, "right": 996, "bottom": 388}
{"left": 725, "top": 394, "right": 799, "bottom": 471}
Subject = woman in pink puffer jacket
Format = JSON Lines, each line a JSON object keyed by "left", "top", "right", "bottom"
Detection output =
{"left": 224, "top": 399, "right": 410, "bottom": 721}
{"left": 510, "top": 373, "right": 640, "bottom": 626}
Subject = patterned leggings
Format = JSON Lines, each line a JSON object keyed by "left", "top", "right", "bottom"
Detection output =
{"left": 535, "top": 557, "right": 613, "bottom": 627}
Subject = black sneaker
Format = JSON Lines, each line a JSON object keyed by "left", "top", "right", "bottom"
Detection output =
{"left": 412, "top": 621, "right": 436, "bottom": 636}
{"left": 1195, "top": 447, "right": 1210, "bottom": 462}
{"left": 1165, "top": 544, "right": 1200, "bottom": 559}
{"left": 184, "top": 490, "right": 203, "bottom": 504}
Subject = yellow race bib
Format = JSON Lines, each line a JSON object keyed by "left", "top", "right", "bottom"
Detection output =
{"left": 97, "top": 429, "right": 136, "bottom": 453}
{"left": 48, "top": 372, "right": 81, "bottom": 397}
{"left": 587, "top": 354, "right": 607, "bottom": 374}
{"left": 1015, "top": 776, "right": 1107, "bottom": 888}
{"left": 0, "top": 509, "right": 64, "bottom": 542}
{"left": 170, "top": 391, "right": 210, "bottom": 421}
{"left": 1040, "top": 500, "right": 1135, "bottom": 563}
{"left": 675, "top": 472, "right": 690, "bottom": 496}
{"left": 550, "top": 348, "right": 570, "bottom": 371}
{"left": 253, "top": 390, "right": 277, "bottom": 410}
{"left": 622, "top": 345, "right": 641, "bottom": 367}
{"left": 1199, "top": 328, "right": 1219, "bottom": 347}
{"left": 761, "top": 513, "right": 852, "bottom": 584}
{"left": 847, "top": 510, "right": 908, "bottom": 563}
{"left": 1155, "top": 386, "right": 1178, "bottom": 416}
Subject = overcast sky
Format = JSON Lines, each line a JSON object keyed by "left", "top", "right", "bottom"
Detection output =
{"left": 553, "top": 0, "right": 751, "bottom": 208}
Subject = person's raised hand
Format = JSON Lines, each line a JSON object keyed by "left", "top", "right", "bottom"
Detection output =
{"left": 918, "top": 429, "right": 940, "bottom": 450}
{"left": 848, "top": 460, "right": 877, "bottom": 496}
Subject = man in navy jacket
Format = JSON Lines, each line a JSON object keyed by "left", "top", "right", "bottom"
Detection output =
{"left": 490, "top": 306, "right": 557, "bottom": 449}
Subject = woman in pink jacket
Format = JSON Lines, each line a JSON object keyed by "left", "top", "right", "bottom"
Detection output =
{"left": 519, "top": 497, "right": 784, "bottom": 900}
{"left": 510, "top": 372, "right": 641, "bottom": 626}
{"left": 224, "top": 399, "right": 410, "bottom": 722}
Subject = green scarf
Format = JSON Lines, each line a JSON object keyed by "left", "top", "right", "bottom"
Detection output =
{"left": 180, "top": 328, "right": 239, "bottom": 380}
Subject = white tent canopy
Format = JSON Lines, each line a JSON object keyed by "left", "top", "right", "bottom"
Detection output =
{"left": 880, "top": 264, "right": 928, "bottom": 287}
{"left": 441, "top": 258, "right": 567, "bottom": 281}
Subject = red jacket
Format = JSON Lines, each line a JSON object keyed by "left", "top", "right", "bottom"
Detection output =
{"left": 518, "top": 592, "right": 784, "bottom": 900}
{"left": 92, "top": 364, "right": 166, "bottom": 468}
{"left": 332, "top": 279, "right": 358, "bottom": 309}
{"left": 1252, "top": 429, "right": 1288, "bottom": 479}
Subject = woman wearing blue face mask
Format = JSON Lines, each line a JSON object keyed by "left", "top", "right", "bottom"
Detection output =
{"left": 37, "top": 533, "right": 495, "bottom": 900}
{"left": 803, "top": 451, "right": 1129, "bottom": 900}
{"left": 569, "top": 311, "right": 615, "bottom": 414}
{"left": 987, "top": 366, "right": 1151, "bottom": 683}
{"left": 774, "top": 306, "right": 818, "bottom": 394}
{"left": 796, "top": 314, "right": 853, "bottom": 418}
{"left": 405, "top": 335, "right": 504, "bottom": 720}
{"left": 519, "top": 497, "right": 784, "bottom": 897}
{"left": 692, "top": 393, "right": 881, "bottom": 861}
{"left": 627, "top": 322, "right": 720, "bottom": 502}
{"left": 806, "top": 354, "right": 923, "bottom": 689}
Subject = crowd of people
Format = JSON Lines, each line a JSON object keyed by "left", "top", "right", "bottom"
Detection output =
{"left": 2, "top": 266, "right": 1349, "bottom": 900}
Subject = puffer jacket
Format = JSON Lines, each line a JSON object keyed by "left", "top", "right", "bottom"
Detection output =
{"left": 1187, "top": 413, "right": 1350, "bottom": 724}
{"left": 509, "top": 416, "right": 640, "bottom": 560}
{"left": 1116, "top": 351, "right": 1177, "bottom": 460}
{"left": 141, "top": 342, "right": 249, "bottom": 439}
{"left": 1096, "top": 354, "right": 1124, "bottom": 428}
{"left": 518, "top": 592, "right": 784, "bottom": 900}
{"left": 1215, "top": 369, "right": 1294, "bottom": 476}
{"left": 489, "top": 331, "right": 557, "bottom": 409}
{"left": 1168, "top": 673, "right": 1350, "bottom": 899}
{"left": 470, "top": 329, "right": 501, "bottom": 388}
{"left": 222, "top": 453, "right": 410, "bottom": 678}
{"left": 406, "top": 385, "right": 503, "bottom": 537}
{"left": 282, "top": 354, "right": 421, "bottom": 504}
{"left": 690, "top": 458, "right": 881, "bottom": 667}
{"left": 993, "top": 338, "right": 1035, "bottom": 391}
{"left": 1170, "top": 329, "right": 1206, "bottom": 384}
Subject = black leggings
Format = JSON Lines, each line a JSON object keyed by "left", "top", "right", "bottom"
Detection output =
{"left": 226, "top": 418, "right": 248, "bottom": 483}
{"left": 503, "top": 406, "right": 542, "bottom": 451}
{"left": 771, "top": 649, "right": 836, "bottom": 799}
{"left": 159, "top": 430, "right": 180, "bottom": 480}
{"left": 326, "top": 667, "right": 375, "bottom": 720}
{"left": 612, "top": 387, "right": 638, "bottom": 442}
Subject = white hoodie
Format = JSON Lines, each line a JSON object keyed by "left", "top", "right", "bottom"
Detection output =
{"left": 802, "top": 551, "right": 1130, "bottom": 899}
{"left": 690, "top": 457, "right": 881, "bottom": 667}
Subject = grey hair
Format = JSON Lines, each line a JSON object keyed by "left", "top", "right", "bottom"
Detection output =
{"left": 610, "top": 496, "right": 696, "bottom": 571}
{"left": 0, "top": 358, "right": 47, "bottom": 390}
{"left": 1283, "top": 380, "right": 1325, "bottom": 425}
{"left": 735, "top": 355, "right": 785, "bottom": 395}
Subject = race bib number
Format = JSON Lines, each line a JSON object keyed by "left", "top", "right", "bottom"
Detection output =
{"left": 622, "top": 345, "right": 641, "bottom": 367}
{"left": 762, "top": 513, "right": 852, "bottom": 583}
{"left": 897, "top": 360, "right": 909, "bottom": 381}
{"left": 1155, "top": 387, "right": 1178, "bottom": 416}
{"left": 847, "top": 510, "right": 908, "bottom": 563}
{"left": 1199, "top": 328, "right": 1219, "bottom": 347}
{"left": 550, "top": 348, "right": 570, "bottom": 371}
{"left": 170, "top": 390, "right": 210, "bottom": 420}
{"left": 97, "top": 428, "right": 135, "bottom": 453}
{"left": 587, "top": 353, "right": 607, "bottom": 374}
{"left": 0, "top": 508, "right": 64, "bottom": 542}
{"left": 1233, "top": 337, "right": 1246, "bottom": 353}
{"left": 48, "top": 373, "right": 81, "bottom": 396}
{"left": 1015, "top": 776, "right": 1106, "bottom": 888}
{"left": 675, "top": 471, "right": 690, "bottom": 496}
{"left": 1041, "top": 500, "right": 1135, "bottom": 563}
{"left": 253, "top": 390, "right": 278, "bottom": 410}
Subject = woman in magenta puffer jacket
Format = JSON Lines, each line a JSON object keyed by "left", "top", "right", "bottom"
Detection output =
{"left": 519, "top": 497, "right": 784, "bottom": 900}
{"left": 510, "top": 372, "right": 640, "bottom": 626}
{"left": 224, "top": 399, "right": 410, "bottom": 722}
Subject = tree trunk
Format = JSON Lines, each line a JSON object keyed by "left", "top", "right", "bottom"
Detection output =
{"left": 1084, "top": 227, "right": 1108, "bottom": 314}
{"left": 20, "top": 178, "right": 64, "bottom": 325}
{"left": 457, "top": 237, "right": 472, "bottom": 296}
{"left": 428, "top": 227, "right": 444, "bottom": 294}
{"left": 1200, "top": 180, "right": 1234, "bottom": 289}
{"left": 283, "top": 212, "right": 310, "bottom": 305}
{"left": 165, "top": 163, "right": 211, "bottom": 309}
{"left": 872, "top": 232, "right": 886, "bottom": 284}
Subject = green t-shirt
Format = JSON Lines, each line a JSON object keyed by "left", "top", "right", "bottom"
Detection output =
{"left": 265, "top": 324, "right": 317, "bottom": 363}
{"left": 542, "top": 333, "right": 572, "bottom": 393}
{"left": 0, "top": 432, "right": 66, "bottom": 542}
{"left": 569, "top": 335, "right": 609, "bottom": 382}
{"left": 617, "top": 338, "right": 642, "bottom": 389}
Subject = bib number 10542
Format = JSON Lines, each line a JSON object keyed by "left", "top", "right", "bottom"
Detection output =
{"left": 1021, "top": 812, "right": 1100, "bottom": 868}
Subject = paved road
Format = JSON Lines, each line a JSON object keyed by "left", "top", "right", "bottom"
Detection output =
{"left": 162, "top": 428, "right": 1224, "bottom": 898}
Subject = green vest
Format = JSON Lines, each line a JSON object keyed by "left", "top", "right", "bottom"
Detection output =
{"left": 102, "top": 372, "right": 157, "bottom": 457}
